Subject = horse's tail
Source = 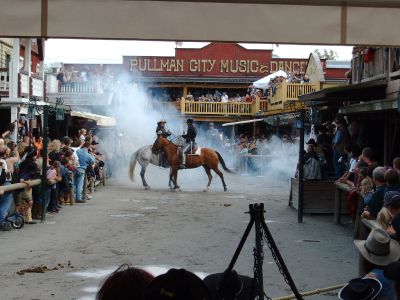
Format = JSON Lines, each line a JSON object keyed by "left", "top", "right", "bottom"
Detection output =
{"left": 129, "top": 151, "right": 138, "bottom": 182}
{"left": 215, "top": 151, "right": 234, "bottom": 174}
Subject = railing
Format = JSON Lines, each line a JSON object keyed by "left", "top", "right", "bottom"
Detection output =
{"left": 146, "top": 101, "right": 180, "bottom": 114}
{"left": 352, "top": 47, "right": 390, "bottom": 83}
{"left": 259, "top": 100, "right": 268, "bottom": 112}
{"left": 31, "top": 76, "right": 44, "bottom": 98}
{"left": 19, "top": 72, "right": 30, "bottom": 96}
{"left": 59, "top": 82, "right": 97, "bottom": 93}
{"left": 152, "top": 83, "right": 320, "bottom": 116}
{"left": 182, "top": 100, "right": 254, "bottom": 115}
{"left": 269, "top": 83, "right": 319, "bottom": 109}
{"left": 0, "top": 68, "right": 9, "bottom": 94}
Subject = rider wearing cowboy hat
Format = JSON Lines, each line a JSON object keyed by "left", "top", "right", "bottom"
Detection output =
{"left": 180, "top": 118, "right": 197, "bottom": 169}
{"left": 156, "top": 120, "right": 171, "bottom": 138}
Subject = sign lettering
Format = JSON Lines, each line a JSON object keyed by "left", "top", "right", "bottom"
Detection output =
{"left": 129, "top": 58, "right": 308, "bottom": 75}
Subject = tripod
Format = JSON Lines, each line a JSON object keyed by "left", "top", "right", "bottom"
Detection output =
{"left": 217, "top": 203, "right": 303, "bottom": 300}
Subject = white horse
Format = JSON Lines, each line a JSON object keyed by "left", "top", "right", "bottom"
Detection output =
{"left": 128, "top": 145, "right": 172, "bottom": 190}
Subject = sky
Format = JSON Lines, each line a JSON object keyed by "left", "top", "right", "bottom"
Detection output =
{"left": 44, "top": 39, "right": 353, "bottom": 65}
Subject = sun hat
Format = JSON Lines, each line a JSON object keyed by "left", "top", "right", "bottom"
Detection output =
{"left": 354, "top": 228, "right": 400, "bottom": 266}
{"left": 338, "top": 277, "right": 381, "bottom": 300}
{"left": 144, "top": 268, "right": 211, "bottom": 300}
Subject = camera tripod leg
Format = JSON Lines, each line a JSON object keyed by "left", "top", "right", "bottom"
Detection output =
{"left": 259, "top": 205, "right": 303, "bottom": 300}
{"left": 254, "top": 205, "right": 265, "bottom": 300}
{"left": 216, "top": 210, "right": 255, "bottom": 300}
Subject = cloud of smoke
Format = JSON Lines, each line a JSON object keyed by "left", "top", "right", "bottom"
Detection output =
{"left": 100, "top": 75, "right": 301, "bottom": 188}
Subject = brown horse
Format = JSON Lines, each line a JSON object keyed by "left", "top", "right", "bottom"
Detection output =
{"left": 152, "top": 136, "right": 233, "bottom": 192}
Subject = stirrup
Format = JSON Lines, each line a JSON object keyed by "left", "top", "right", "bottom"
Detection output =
{"left": 179, "top": 164, "right": 186, "bottom": 169}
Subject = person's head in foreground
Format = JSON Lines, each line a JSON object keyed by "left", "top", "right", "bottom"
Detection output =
{"left": 144, "top": 268, "right": 211, "bottom": 300}
{"left": 96, "top": 264, "right": 154, "bottom": 300}
{"left": 338, "top": 277, "right": 382, "bottom": 300}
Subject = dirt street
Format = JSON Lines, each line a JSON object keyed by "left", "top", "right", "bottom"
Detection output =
{"left": 0, "top": 167, "right": 358, "bottom": 300}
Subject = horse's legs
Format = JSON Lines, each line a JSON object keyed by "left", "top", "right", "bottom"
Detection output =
{"left": 168, "top": 168, "right": 173, "bottom": 188}
{"left": 213, "top": 167, "right": 227, "bottom": 192}
{"left": 202, "top": 165, "right": 213, "bottom": 192}
{"left": 171, "top": 167, "right": 180, "bottom": 190}
{"left": 140, "top": 165, "right": 150, "bottom": 190}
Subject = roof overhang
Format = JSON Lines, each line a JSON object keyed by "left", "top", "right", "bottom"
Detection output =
{"left": 70, "top": 110, "right": 116, "bottom": 126}
{"left": 299, "top": 80, "right": 388, "bottom": 106}
{"left": 2, "top": 1, "right": 400, "bottom": 46}
{"left": 339, "top": 97, "right": 400, "bottom": 114}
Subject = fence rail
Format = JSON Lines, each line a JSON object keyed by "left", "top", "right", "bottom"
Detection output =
{"left": 0, "top": 179, "right": 41, "bottom": 193}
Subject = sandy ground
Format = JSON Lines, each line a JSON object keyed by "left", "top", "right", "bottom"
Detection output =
{"left": 0, "top": 166, "right": 358, "bottom": 300}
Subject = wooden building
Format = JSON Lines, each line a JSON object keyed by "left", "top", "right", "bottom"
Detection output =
{"left": 300, "top": 47, "right": 400, "bottom": 165}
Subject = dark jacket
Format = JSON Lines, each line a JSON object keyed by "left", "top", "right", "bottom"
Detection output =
{"left": 182, "top": 125, "right": 197, "bottom": 143}
{"left": 156, "top": 126, "right": 171, "bottom": 138}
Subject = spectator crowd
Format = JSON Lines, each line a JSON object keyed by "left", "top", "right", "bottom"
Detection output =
{"left": 0, "top": 118, "right": 106, "bottom": 231}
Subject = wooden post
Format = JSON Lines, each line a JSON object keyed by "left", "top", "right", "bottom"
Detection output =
{"left": 180, "top": 97, "right": 185, "bottom": 115}
{"left": 41, "top": 105, "right": 49, "bottom": 222}
{"left": 334, "top": 186, "right": 342, "bottom": 224}
{"left": 297, "top": 110, "right": 305, "bottom": 223}
{"left": 254, "top": 96, "right": 260, "bottom": 114}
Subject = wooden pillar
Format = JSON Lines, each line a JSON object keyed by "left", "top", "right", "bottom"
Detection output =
{"left": 10, "top": 38, "right": 20, "bottom": 99}
{"left": 383, "top": 113, "right": 389, "bottom": 165}
{"left": 298, "top": 111, "right": 305, "bottom": 223}
{"left": 334, "top": 186, "right": 342, "bottom": 224}
{"left": 24, "top": 38, "right": 31, "bottom": 76}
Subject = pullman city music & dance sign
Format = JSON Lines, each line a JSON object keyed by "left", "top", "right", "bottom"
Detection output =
{"left": 122, "top": 43, "right": 317, "bottom": 77}
{"left": 128, "top": 58, "right": 309, "bottom": 75}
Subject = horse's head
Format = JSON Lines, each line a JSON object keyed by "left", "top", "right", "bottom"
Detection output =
{"left": 152, "top": 136, "right": 168, "bottom": 152}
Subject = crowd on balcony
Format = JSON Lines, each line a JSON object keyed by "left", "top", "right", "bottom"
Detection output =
{"left": 0, "top": 119, "right": 108, "bottom": 231}
{"left": 56, "top": 64, "right": 115, "bottom": 93}
{"left": 184, "top": 90, "right": 254, "bottom": 103}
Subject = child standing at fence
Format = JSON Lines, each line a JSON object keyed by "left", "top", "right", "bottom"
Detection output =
{"left": 47, "top": 161, "right": 61, "bottom": 213}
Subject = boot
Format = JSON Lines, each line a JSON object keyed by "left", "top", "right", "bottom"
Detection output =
{"left": 179, "top": 152, "right": 186, "bottom": 169}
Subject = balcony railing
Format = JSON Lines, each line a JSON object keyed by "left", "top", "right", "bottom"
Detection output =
{"left": 351, "top": 47, "right": 400, "bottom": 83}
{"left": 146, "top": 100, "right": 180, "bottom": 114}
{"left": 269, "top": 83, "right": 319, "bottom": 110}
{"left": 146, "top": 83, "right": 320, "bottom": 116}
{"left": 0, "top": 68, "right": 9, "bottom": 95}
{"left": 181, "top": 100, "right": 254, "bottom": 115}
{"left": 0, "top": 68, "right": 45, "bottom": 99}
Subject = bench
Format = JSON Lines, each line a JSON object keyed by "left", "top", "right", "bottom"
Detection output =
{"left": 289, "top": 177, "right": 345, "bottom": 214}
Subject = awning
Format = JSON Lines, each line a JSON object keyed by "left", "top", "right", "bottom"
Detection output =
{"left": 70, "top": 110, "right": 116, "bottom": 126}
{"left": 299, "top": 80, "right": 388, "bottom": 106}
{"left": 222, "top": 118, "right": 265, "bottom": 127}
{"left": 339, "top": 98, "right": 400, "bottom": 114}
{"left": 2, "top": 1, "right": 400, "bottom": 46}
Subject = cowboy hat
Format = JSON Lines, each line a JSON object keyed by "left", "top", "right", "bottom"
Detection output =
{"left": 338, "top": 278, "right": 381, "bottom": 300}
{"left": 144, "top": 268, "right": 211, "bottom": 300}
{"left": 186, "top": 118, "right": 194, "bottom": 124}
{"left": 306, "top": 138, "right": 317, "bottom": 146}
{"left": 354, "top": 228, "right": 400, "bottom": 266}
{"left": 158, "top": 119, "right": 167, "bottom": 124}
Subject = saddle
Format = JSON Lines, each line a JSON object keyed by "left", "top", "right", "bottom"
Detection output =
{"left": 185, "top": 146, "right": 201, "bottom": 156}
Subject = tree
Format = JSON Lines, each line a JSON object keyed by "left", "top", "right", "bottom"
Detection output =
{"left": 314, "top": 48, "right": 338, "bottom": 60}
